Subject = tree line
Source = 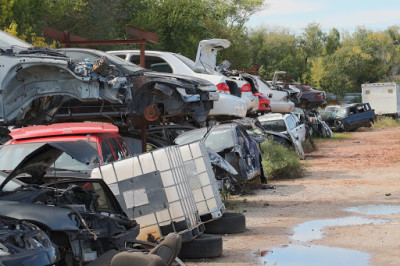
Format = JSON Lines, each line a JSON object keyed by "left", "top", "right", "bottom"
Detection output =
{"left": 2, "top": 0, "right": 400, "bottom": 97}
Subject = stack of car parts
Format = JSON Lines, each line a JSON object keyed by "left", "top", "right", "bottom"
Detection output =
{"left": 90, "top": 145, "right": 204, "bottom": 243}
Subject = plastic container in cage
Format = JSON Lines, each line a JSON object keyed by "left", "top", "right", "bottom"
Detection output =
{"left": 178, "top": 140, "right": 225, "bottom": 222}
{"left": 91, "top": 145, "right": 204, "bottom": 242}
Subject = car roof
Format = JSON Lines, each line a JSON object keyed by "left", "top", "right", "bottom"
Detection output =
{"left": 10, "top": 123, "right": 118, "bottom": 140}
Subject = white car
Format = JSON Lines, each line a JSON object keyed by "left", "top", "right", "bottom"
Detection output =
{"left": 108, "top": 50, "right": 246, "bottom": 119}
{"left": 194, "top": 39, "right": 259, "bottom": 114}
{"left": 108, "top": 41, "right": 256, "bottom": 118}
{"left": 258, "top": 113, "right": 306, "bottom": 159}
{"left": 235, "top": 73, "right": 295, "bottom": 113}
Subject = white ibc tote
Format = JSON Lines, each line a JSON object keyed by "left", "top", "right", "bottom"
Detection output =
{"left": 179, "top": 140, "right": 225, "bottom": 222}
{"left": 91, "top": 145, "right": 204, "bottom": 242}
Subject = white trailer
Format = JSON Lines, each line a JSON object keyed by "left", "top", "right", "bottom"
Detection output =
{"left": 361, "top": 82, "right": 400, "bottom": 116}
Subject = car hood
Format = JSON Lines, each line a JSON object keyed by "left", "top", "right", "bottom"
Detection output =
{"left": 194, "top": 39, "right": 231, "bottom": 75}
{"left": 0, "top": 141, "right": 100, "bottom": 191}
{"left": 0, "top": 200, "right": 78, "bottom": 231}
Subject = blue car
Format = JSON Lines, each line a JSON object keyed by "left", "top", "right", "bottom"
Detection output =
{"left": 322, "top": 103, "right": 375, "bottom": 132}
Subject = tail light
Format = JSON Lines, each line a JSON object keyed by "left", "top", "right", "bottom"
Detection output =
{"left": 241, "top": 84, "right": 252, "bottom": 92}
{"left": 216, "top": 82, "right": 230, "bottom": 92}
{"left": 317, "top": 94, "right": 322, "bottom": 98}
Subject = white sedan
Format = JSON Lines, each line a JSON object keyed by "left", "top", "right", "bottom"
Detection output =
{"left": 258, "top": 113, "right": 306, "bottom": 159}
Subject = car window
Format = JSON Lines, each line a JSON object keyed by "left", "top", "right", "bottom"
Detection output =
{"left": 286, "top": 116, "right": 296, "bottom": 130}
{"left": 175, "top": 128, "right": 235, "bottom": 152}
{"left": 101, "top": 140, "right": 115, "bottom": 163}
{"left": 260, "top": 120, "right": 287, "bottom": 132}
{"left": 108, "top": 137, "right": 125, "bottom": 161}
{"left": 63, "top": 51, "right": 101, "bottom": 63}
{"left": 117, "top": 137, "right": 131, "bottom": 157}
{"left": 129, "top": 55, "right": 173, "bottom": 73}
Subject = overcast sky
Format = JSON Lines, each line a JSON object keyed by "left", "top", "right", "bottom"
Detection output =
{"left": 247, "top": 0, "right": 400, "bottom": 33}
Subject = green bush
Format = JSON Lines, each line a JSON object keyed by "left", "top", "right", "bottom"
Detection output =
{"left": 261, "top": 141, "right": 305, "bottom": 180}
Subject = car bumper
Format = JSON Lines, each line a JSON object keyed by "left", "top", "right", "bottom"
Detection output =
{"left": 209, "top": 94, "right": 247, "bottom": 118}
{"left": 270, "top": 101, "right": 295, "bottom": 113}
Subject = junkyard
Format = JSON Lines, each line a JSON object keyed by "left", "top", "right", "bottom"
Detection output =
{"left": 188, "top": 127, "right": 400, "bottom": 265}
{"left": 2, "top": 1, "right": 400, "bottom": 265}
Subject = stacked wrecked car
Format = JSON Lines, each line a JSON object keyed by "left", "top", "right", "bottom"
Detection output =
{"left": 0, "top": 31, "right": 335, "bottom": 265}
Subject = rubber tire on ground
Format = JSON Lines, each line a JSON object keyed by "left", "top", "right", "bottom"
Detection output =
{"left": 178, "top": 234, "right": 223, "bottom": 259}
{"left": 204, "top": 212, "right": 246, "bottom": 234}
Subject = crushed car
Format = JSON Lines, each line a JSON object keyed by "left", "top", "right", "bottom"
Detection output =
{"left": 258, "top": 113, "right": 306, "bottom": 159}
{"left": 174, "top": 123, "right": 262, "bottom": 187}
{"left": 55, "top": 48, "right": 219, "bottom": 126}
{"left": 0, "top": 141, "right": 142, "bottom": 265}
{"left": 0, "top": 30, "right": 139, "bottom": 131}
{"left": 108, "top": 49, "right": 248, "bottom": 120}
{"left": 0, "top": 214, "right": 59, "bottom": 266}
{"left": 321, "top": 103, "right": 376, "bottom": 132}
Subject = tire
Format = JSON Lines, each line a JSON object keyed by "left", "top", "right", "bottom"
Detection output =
{"left": 343, "top": 123, "right": 350, "bottom": 131}
{"left": 204, "top": 212, "right": 246, "bottom": 234}
{"left": 178, "top": 234, "right": 223, "bottom": 259}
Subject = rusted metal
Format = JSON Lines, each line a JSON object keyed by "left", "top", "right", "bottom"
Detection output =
{"left": 62, "top": 39, "right": 146, "bottom": 46}
{"left": 143, "top": 104, "right": 160, "bottom": 122}
{"left": 126, "top": 25, "right": 159, "bottom": 44}
{"left": 140, "top": 43, "right": 145, "bottom": 68}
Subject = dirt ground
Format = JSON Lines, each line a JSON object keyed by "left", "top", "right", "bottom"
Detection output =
{"left": 188, "top": 127, "right": 400, "bottom": 265}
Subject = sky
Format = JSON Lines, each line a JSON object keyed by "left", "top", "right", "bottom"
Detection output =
{"left": 247, "top": 0, "right": 400, "bottom": 33}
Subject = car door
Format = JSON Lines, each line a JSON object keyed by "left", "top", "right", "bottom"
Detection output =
{"left": 286, "top": 114, "right": 306, "bottom": 142}
{"left": 285, "top": 115, "right": 305, "bottom": 159}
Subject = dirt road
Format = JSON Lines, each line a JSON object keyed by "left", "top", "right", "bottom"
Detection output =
{"left": 190, "top": 127, "right": 400, "bottom": 265}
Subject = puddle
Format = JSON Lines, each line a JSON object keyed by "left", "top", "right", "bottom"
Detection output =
{"left": 292, "top": 216, "right": 387, "bottom": 242}
{"left": 345, "top": 204, "right": 400, "bottom": 215}
{"left": 261, "top": 244, "right": 369, "bottom": 266}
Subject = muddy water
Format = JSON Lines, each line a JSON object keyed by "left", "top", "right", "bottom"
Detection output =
{"left": 291, "top": 216, "right": 388, "bottom": 242}
{"left": 261, "top": 244, "right": 369, "bottom": 266}
{"left": 260, "top": 204, "right": 400, "bottom": 265}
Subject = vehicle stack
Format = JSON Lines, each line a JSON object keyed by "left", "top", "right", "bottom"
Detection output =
{"left": 0, "top": 31, "right": 374, "bottom": 265}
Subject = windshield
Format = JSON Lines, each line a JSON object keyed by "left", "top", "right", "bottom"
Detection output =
{"left": 176, "top": 128, "right": 235, "bottom": 151}
{"left": 245, "top": 127, "right": 264, "bottom": 138}
{"left": 331, "top": 108, "right": 348, "bottom": 118}
{"left": 260, "top": 120, "right": 287, "bottom": 132}
{"left": 0, "top": 142, "right": 98, "bottom": 172}
{"left": 0, "top": 30, "right": 32, "bottom": 48}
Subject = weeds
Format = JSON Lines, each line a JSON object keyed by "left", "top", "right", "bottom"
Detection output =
{"left": 260, "top": 141, "right": 305, "bottom": 180}
{"left": 372, "top": 116, "right": 400, "bottom": 129}
{"left": 314, "top": 132, "right": 352, "bottom": 142}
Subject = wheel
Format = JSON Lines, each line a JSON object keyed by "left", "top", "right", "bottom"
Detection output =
{"left": 343, "top": 123, "right": 350, "bottom": 131}
{"left": 204, "top": 212, "right": 246, "bottom": 234}
{"left": 178, "top": 234, "right": 223, "bottom": 259}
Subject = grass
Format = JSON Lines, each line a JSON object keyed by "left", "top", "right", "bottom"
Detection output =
{"left": 371, "top": 116, "right": 400, "bottom": 129}
{"left": 314, "top": 132, "right": 352, "bottom": 142}
{"left": 260, "top": 140, "right": 305, "bottom": 180}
